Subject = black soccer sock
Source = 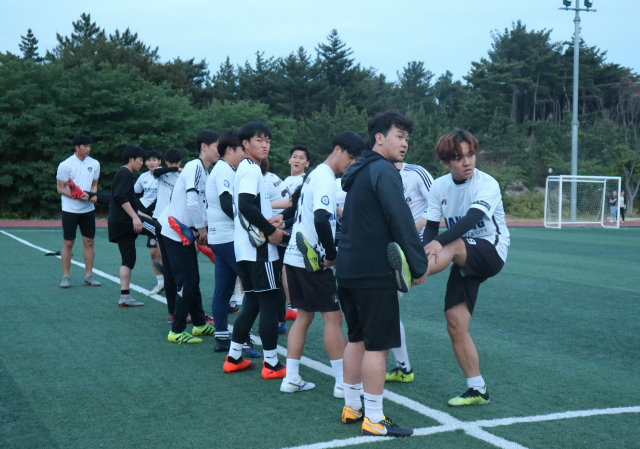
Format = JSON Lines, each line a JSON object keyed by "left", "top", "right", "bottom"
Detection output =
{"left": 121, "top": 289, "right": 130, "bottom": 296}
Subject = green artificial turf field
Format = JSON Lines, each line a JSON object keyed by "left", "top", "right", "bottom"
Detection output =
{"left": 0, "top": 227, "right": 639, "bottom": 449}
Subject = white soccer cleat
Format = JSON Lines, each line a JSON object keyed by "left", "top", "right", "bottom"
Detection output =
{"left": 280, "top": 378, "right": 316, "bottom": 394}
{"left": 333, "top": 384, "right": 344, "bottom": 398}
{"left": 239, "top": 213, "right": 266, "bottom": 247}
{"left": 149, "top": 283, "right": 164, "bottom": 295}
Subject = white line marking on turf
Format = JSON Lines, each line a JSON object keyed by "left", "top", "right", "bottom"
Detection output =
{"left": 0, "top": 230, "right": 166, "bottom": 304}
{"left": 6, "top": 231, "right": 640, "bottom": 448}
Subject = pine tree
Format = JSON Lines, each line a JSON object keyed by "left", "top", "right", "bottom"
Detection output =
{"left": 19, "top": 29, "right": 42, "bottom": 62}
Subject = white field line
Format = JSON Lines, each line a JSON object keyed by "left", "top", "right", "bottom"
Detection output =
{"left": 4, "top": 230, "right": 640, "bottom": 449}
{"left": 0, "top": 230, "right": 166, "bottom": 304}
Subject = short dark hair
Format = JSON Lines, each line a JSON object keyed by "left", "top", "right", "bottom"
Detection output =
{"left": 239, "top": 121, "right": 271, "bottom": 144}
{"left": 435, "top": 129, "right": 479, "bottom": 163}
{"left": 145, "top": 149, "right": 162, "bottom": 161}
{"left": 164, "top": 148, "right": 182, "bottom": 163}
{"left": 122, "top": 144, "right": 145, "bottom": 164}
{"left": 218, "top": 130, "right": 242, "bottom": 158}
{"left": 367, "top": 111, "right": 414, "bottom": 148}
{"left": 332, "top": 132, "right": 366, "bottom": 158}
{"left": 195, "top": 130, "right": 220, "bottom": 152}
{"left": 73, "top": 134, "right": 92, "bottom": 147}
{"left": 289, "top": 145, "right": 309, "bottom": 160}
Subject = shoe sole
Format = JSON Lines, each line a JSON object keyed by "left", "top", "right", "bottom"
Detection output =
{"left": 84, "top": 283, "right": 101, "bottom": 287}
{"left": 60, "top": 285, "right": 70, "bottom": 289}
{"left": 118, "top": 303, "right": 144, "bottom": 307}
{"left": 280, "top": 385, "right": 316, "bottom": 394}
{"left": 296, "top": 232, "right": 320, "bottom": 272}
{"left": 262, "top": 370, "right": 287, "bottom": 379}
{"left": 448, "top": 399, "right": 490, "bottom": 407}
{"left": 168, "top": 217, "right": 194, "bottom": 246}
{"left": 387, "top": 243, "right": 409, "bottom": 293}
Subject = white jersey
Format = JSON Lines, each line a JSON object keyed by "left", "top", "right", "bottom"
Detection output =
{"left": 285, "top": 164, "right": 336, "bottom": 270}
{"left": 153, "top": 170, "right": 180, "bottom": 219}
{"left": 233, "top": 158, "right": 279, "bottom": 262}
{"left": 206, "top": 160, "right": 236, "bottom": 245}
{"left": 282, "top": 174, "right": 305, "bottom": 198}
{"left": 159, "top": 159, "right": 208, "bottom": 243}
{"left": 425, "top": 169, "right": 510, "bottom": 262}
{"left": 336, "top": 178, "right": 347, "bottom": 210}
{"left": 134, "top": 171, "right": 158, "bottom": 208}
{"left": 399, "top": 163, "right": 434, "bottom": 222}
{"left": 56, "top": 154, "right": 100, "bottom": 214}
{"left": 264, "top": 172, "right": 288, "bottom": 215}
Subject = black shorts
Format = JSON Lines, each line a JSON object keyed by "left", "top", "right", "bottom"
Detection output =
{"left": 238, "top": 260, "right": 282, "bottom": 293}
{"left": 286, "top": 265, "right": 340, "bottom": 313}
{"left": 114, "top": 232, "right": 138, "bottom": 269}
{"left": 444, "top": 237, "right": 505, "bottom": 315}
{"left": 62, "top": 211, "right": 96, "bottom": 241}
{"left": 338, "top": 286, "right": 400, "bottom": 351}
{"left": 146, "top": 234, "right": 158, "bottom": 248}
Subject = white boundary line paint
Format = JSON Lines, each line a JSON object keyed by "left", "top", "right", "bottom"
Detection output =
{"left": 4, "top": 230, "right": 640, "bottom": 449}
{"left": 0, "top": 230, "right": 166, "bottom": 304}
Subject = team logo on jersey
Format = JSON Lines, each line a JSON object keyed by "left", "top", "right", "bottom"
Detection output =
{"left": 321, "top": 195, "right": 329, "bottom": 205}
{"left": 441, "top": 199, "right": 447, "bottom": 205}
{"left": 472, "top": 200, "right": 490, "bottom": 211}
{"left": 406, "top": 197, "right": 411, "bottom": 203}
{"left": 224, "top": 180, "right": 230, "bottom": 188}
{"left": 88, "top": 167, "right": 93, "bottom": 173}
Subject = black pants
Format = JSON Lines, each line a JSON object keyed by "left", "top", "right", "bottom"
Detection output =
{"left": 621, "top": 208, "right": 626, "bottom": 221}
{"left": 231, "top": 289, "right": 280, "bottom": 351}
{"left": 275, "top": 245, "right": 288, "bottom": 322}
{"left": 164, "top": 237, "right": 206, "bottom": 333}
{"left": 156, "top": 230, "right": 177, "bottom": 315}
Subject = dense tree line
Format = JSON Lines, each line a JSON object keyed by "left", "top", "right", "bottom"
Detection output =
{"left": 0, "top": 14, "right": 638, "bottom": 218}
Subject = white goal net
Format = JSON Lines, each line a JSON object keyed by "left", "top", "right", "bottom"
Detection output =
{"left": 544, "top": 175, "right": 621, "bottom": 229}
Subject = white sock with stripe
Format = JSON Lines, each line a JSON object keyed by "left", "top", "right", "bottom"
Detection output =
{"left": 467, "top": 375, "right": 485, "bottom": 392}
{"left": 264, "top": 349, "right": 278, "bottom": 367}
{"left": 343, "top": 383, "right": 362, "bottom": 411}
{"left": 363, "top": 393, "right": 384, "bottom": 424}
{"left": 228, "top": 342, "right": 243, "bottom": 360}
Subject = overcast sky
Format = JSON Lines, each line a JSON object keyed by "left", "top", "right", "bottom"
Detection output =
{"left": 2, "top": 0, "right": 638, "bottom": 82}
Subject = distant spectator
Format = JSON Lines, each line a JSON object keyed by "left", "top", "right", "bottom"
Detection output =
{"left": 609, "top": 190, "right": 618, "bottom": 223}
{"left": 620, "top": 191, "right": 626, "bottom": 222}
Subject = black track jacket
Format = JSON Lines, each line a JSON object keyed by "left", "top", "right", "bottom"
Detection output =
{"left": 336, "top": 150, "right": 428, "bottom": 289}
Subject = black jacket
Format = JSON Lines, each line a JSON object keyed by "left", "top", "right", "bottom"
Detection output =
{"left": 108, "top": 167, "right": 137, "bottom": 242}
{"left": 336, "top": 150, "right": 428, "bottom": 289}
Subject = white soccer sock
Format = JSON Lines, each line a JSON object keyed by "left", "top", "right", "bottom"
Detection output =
{"left": 228, "top": 341, "right": 243, "bottom": 360}
{"left": 264, "top": 349, "right": 278, "bottom": 367}
{"left": 467, "top": 375, "right": 485, "bottom": 392}
{"left": 156, "top": 274, "right": 164, "bottom": 284}
{"left": 286, "top": 358, "right": 301, "bottom": 383}
{"left": 391, "top": 320, "right": 411, "bottom": 372}
{"left": 229, "top": 296, "right": 237, "bottom": 308}
{"left": 234, "top": 283, "right": 241, "bottom": 296}
{"left": 330, "top": 359, "right": 344, "bottom": 388}
{"left": 343, "top": 383, "right": 362, "bottom": 411}
{"left": 363, "top": 393, "right": 384, "bottom": 424}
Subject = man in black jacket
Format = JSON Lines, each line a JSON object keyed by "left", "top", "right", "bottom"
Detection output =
{"left": 336, "top": 111, "right": 428, "bottom": 438}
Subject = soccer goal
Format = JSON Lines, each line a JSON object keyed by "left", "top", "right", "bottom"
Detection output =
{"left": 544, "top": 175, "right": 621, "bottom": 229}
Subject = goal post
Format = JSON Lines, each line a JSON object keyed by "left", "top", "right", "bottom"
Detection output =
{"left": 544, "top": 175, "right": 621, "bottom": 229}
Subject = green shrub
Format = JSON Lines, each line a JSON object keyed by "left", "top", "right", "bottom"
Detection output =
{"left": 503, "top": 191, "right": 545, "bottom": 220}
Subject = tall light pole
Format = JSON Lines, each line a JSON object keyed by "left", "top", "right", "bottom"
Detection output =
{"left": 560, "top": 0, "right": 596, "bottom": 222}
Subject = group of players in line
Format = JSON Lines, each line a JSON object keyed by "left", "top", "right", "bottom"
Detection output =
{"left": 56, "top": 110, "right": 510, "bottom": 438}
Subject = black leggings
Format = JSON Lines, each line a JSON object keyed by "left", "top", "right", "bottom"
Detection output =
{"left": 621, "top": 208, "right": 626, "bottom": 221}
{"left": 231, "top": 289, "right": 280, "bottom": 351}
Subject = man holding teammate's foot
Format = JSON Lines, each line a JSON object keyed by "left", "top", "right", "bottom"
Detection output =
{"left": 278, "top": 131, "right": 365, "bottom": 396}
{"left": 336, "top": 112, "right": 428, "bottom": 437}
